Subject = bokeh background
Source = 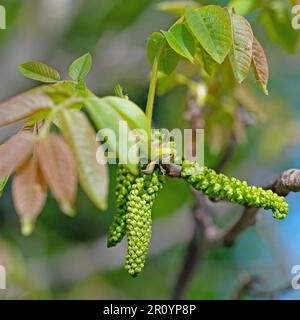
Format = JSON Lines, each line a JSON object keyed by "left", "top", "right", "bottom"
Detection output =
{"left": 0, "top": 0, "right": 300, "bottom": 299}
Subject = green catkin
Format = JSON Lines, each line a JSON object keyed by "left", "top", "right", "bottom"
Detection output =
{"left": 125, "top": 169, "right": 165, "bottom": 277}
{"left": 107, "top": 165, "right": 136, "bottom": 247}
{"left": 181, "top": 160, "right": 288, "bottom": 220}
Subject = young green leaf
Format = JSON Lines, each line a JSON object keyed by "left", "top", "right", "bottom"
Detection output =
{"left": 19, "top": 61, "right": 61, "bottom": 83}
{"left": 0, "top": 94, "right": 54, "bottom": 127}
{"left": 252, "top": 37, "right": 269, "bottom": 95}
{"left": 147, "top": 32, "right": 180, "bottom": 75}
{"left": 162, "top": 23, "right": 196, "bottom": 62}
{"left": 0, "top": 176, "right": 9, "bottom": 196}
{"left": 229, "top": 13, "right": 253, "bottom": 83}
{"left": 196, "top": 46, "right": 217, "bottom": 77}
{"left": 84, "top": 96, "right": 139, "bottom": 174}
{"left": 156, "top": 1, "right": 199, "bottom": 15}
{"left": 101, "top": 97, "right": 150, "bottom": 136}
{"left": 0, "top": 132, "right": 35, "bottom": 178}
{"left": 60, "top": 109, "right": 109, "bottom": 210}
{"left": 37, "top": 134, "right": 77, "bottom": 216}
{"left": 68, "top": 53, "right": 93, "bottom": 81}
{"left": 185, "top": 5, "right": 233, "bottom": 64}
{"left": 158, "top": 42, "right": 180, "bottom": 75}
{"left": 147, "top": 32, "right": 165, "bottom": 64}
{"left": 12, "top": 158, "right": 47, "bottom": 236}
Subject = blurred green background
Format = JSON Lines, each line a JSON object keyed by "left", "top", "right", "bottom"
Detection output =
{"left": 0, "top": 0, "right": 300, "bottom": 300}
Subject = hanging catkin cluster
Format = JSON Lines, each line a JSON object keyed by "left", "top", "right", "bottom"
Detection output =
{"left": 125, "top": 169, "right": 165, "bottom": 277}
{"left": 108, "top": 165, "right": 165, "bottom": 277}
{"left": 107, "top": 165, "right": 135, "bottom": 247}
{"left": 181, "top": 160, "right": 288, "bottom": 220}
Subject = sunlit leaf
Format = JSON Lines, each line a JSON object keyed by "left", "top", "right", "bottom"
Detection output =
{"left": 60, "top": 109, "right": 109, "bottom": 210}
{"left": 37, "top": 134, "right": 77, "bottom": 216}
{"left": 196, "top": 46, "right": 217, "bottom": 77}
{"left": 101, "top": 97, "right": 149, "bottom": 135}
{"left": 229, "top": 13, "right": 253, "bottom": 83}
{"left": 0, "top": 176, "right": 9, "bottom": 196}
{"left": 0, "top": 132, "right": 35, "bottom": 178}
{"left": 252, "top": 37, "right": 269, "bottom": 95}
{"left": 162, "top": 23, "right": 196, "bottom": 62}
{"left": 147, "top": 32, "right": 180, "bottom": 75}
{"left": 147, "top": 32, "right": 165, "bottom": 64}
{"left": 185, "top": 5, "right": 233, "bottom": 64}
{"left": 0, "top": 94, "right": 54, "bottom": 127}
{"left": 85, "top": 96, "right": 139, "bottom": 174}
{"left": 68, "top": 53, "right": 93, "bottom": 81}
{"left": 12, "top": 158, "right": 47, "bottom": 236}
{"left": 19, "top": 61, "right": 61, "bottom": 83}
{"left": 156, "top": 1, "right": 199, "bottom": 15}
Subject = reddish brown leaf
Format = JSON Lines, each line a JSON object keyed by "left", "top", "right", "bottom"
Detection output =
{"left": 37, "top": 133, "right": 77, "bottom": 215}
{"left": 0, "top": 131, "right": 36, "bottom": 178}
{"left": 0, "top": 94, "right": 53, "bottom": 127}
{"left": 12, "top": 158, "right": 47, "bottom": 236}
{"left": 252, "top": 37, "right": 269, "bottom": 95}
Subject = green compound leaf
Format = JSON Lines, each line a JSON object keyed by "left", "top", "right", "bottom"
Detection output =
{"left": 60, "top": 109, "right": 109, "bottom": 210}
{"left": 147, "top": 32, "right": 165, "bottom": 64}
{"left": 229, "top": 12, "right": 253, "bottom": 83}
{"left": 147, "top": 32, "right": 180, "bottom": 75}
{"left": 196, "top": 45, "right": 217, "bottom": 77}
{"left": 68, "top": 53, "right": 93, "bottom": 81}
{"left": 84, "top": 96, "right": 139, "bottom": 175}
{"left": 252, "top": 37, "right": 269, "bottom": 95}
{"left": 185, "top": 5, "right": 233, "bottom": 64}
{"left": 0, "top": 175, "right": 9, "bottom": 196}
{"left": 162, "top": 23, "right": 196, "bottom": 62}
{"left": 19, "top": 61, "right": 61, "bottom": 83}
{"left": 101, "top": 96, "right": 149, "bottom": 136}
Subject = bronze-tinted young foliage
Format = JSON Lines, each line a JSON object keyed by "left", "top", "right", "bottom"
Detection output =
{"left": 0, "top": 94, "right": 53, "bottom": 127}
{"left": 0, "top": 132, "right": 36, "bottom": 178}
{"left": 252, "top": 37, "right": 269, "bottom": 95}
{"left": 12, "top": 158, "right": 47, "bottom": 236}
{"left": 37, "top": 134, "right": 77, "bottom": 216}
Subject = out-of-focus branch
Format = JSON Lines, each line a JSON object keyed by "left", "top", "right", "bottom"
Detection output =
{"left": 171, "top": 192, "right": 220, "bottom": 300}
{"left": 214, "top": 134, "right": 236, "bottom": 173}
{"left": 232, "top": 272, "right": 292, "bottom": 300}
